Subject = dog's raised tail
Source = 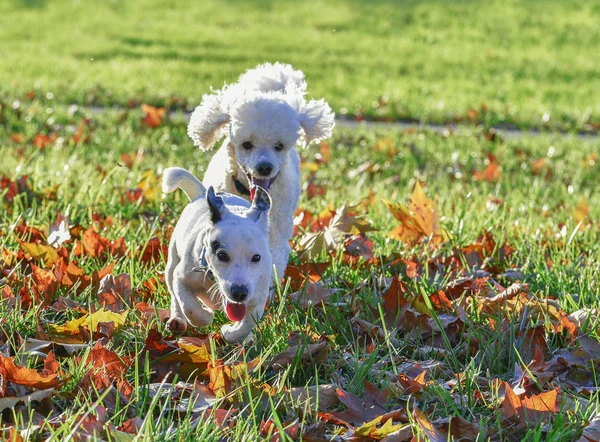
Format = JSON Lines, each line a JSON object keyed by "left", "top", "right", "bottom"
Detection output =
{"left": 162, "top": 167, "right": 206, "bottom": 201}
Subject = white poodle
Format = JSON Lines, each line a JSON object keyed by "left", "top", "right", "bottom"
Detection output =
{"left": 162, "top": 167, "right": 272, "bottom": 342}
{"left": 187, "top": 63, "right": 335, "bottom": 283}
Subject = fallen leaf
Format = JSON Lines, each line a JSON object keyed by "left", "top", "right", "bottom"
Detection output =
{"left": 573, "top": 197, "right": 589, "bottom": 225}
{"left": 0, "top": 355, "right": 63, "bottom": 390}
{"left": 473, "top": 154, "right": 501, "bottom": 182}
{"left": 412, "top": 408, "right": 446, "bottom": 442}
{"left": 0, "top": 388, "right": 56, "bottom": 413}
{"left": 284, "top": 262, "right": 330, "bottom": 291}
{"left": 290, "top": 282, "right": 333, "bottom": 309}
{"left": 270, "top": 341, "right": 328, "bottom": 370}
{"left": 383, "top": 182, "right": 450, "bottom": 246}
{"left": 97, "top": 273, "right": 133, "bottom": 311}
{"left": 32, "top": 134, "right": 53, "bottom": 149}
{"left": 49, "top": 308, "right": 128, "bottom": 343}
{"left": 19, "top": 241, "right": 60, "bottom": 267}
{"left": 141, "top": 104, "right": 167, "bottom": 128}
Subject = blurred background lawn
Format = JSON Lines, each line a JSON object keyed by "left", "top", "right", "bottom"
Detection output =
{"left": 2, "top": 0, "right": 600, "bottom": 130}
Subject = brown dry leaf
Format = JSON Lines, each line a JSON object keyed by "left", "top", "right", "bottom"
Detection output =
{"left": 30, "top": 264, "right": 59, "bottom": 305}
{"left": 381, "top": 275, "right": 411, "bottom": 326}
{"left": 290, "top": 282, "right": 333, "bottom": 309}
{"left": 79, "top": 342, "right": 130, "bottom": 392}
{"left": 270, "top": 341, "right": 329, "bottom": 370}
{"left": 284, "top": 262, "right": 330, "bottom": 291}
{"left": 396, "top": 370, "right": 427, "bottom": 394}
{"left": 0, "top": 388, "right": 56, "bottom": 413}
{"left": 503, "top": 382, "right": 559, "bottom": 424}
{"left": 0, "top": 354, "right": 63, "bottom": 390}
{"left": 141, "top": 104, "right": 167, "bottom": 128}
{"left": 412, "top": 408, "right": 446, "bottom": 442}
{"left": 290, "top": 383, "right": 338, "bottom": 411}
{"left": 383, "top": 182, "right": 450, "bottom": 246}
{"left": 97, "top": 273, "right": 133, "bottom": 311}
{"left": 138, "top": 236, "right": 167, "bottom": 264}
{"left": 331, "top": 382, "right": 389, "bottom": 426}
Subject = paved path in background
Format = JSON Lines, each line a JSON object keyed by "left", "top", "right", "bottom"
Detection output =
{"left": 83, "top": 105, "right": 600, "bottom": 140}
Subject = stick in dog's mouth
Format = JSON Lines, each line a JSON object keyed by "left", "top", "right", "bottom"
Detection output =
{"left": 247, "top": 173, "right": 277, "bottom": 201}
{"left": 225, "top": 301, "right": 247, "bottom": 322}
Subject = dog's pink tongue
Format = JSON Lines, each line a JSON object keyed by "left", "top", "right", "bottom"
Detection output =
{"left": 225, "top": 302, "right": 246, "bottom": 322}
{"left": 250, "top": 186, "right": 256, "bottom": 201}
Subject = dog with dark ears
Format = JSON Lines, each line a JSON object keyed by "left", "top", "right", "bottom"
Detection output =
{"left": 162, "top": 167, "right": 272, "bottom": 342}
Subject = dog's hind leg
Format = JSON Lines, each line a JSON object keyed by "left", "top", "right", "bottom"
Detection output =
{"left": 166, "top": 242, "right": 188, "bottom": 333}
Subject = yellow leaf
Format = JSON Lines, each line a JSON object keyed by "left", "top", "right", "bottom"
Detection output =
{"left": 137, "top": 169, "right": 159, "bottom": 201}
{"left": 573, "top": 197, "right": 589, "bottom": 224}
{"left": 383, "top": 182, "right": 451, "bottom": 246}
{"left": 19, "top": 241, "right": 60, "bottom": 267}
{"left": 49, "top": 308, "right": 128, "bottom": 341}
{"left": 355, "top": 413, "right": 407, "bottom": 438}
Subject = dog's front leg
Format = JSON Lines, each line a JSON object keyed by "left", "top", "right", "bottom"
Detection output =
{"left": 173, "top": 273, "right": 215, "bottom": 329}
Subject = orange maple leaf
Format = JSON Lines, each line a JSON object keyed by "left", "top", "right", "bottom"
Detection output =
{"left": 0, "top": 354, "right": 63, "bottom": 390}
{"left": 473, "top": 154, "right": 501, "bottom": 182}
{"left": 383, "top": 182, "right": 450, "bottom": 246}
{"left": 141, "top": 104, "right": 167, "bottom": 128}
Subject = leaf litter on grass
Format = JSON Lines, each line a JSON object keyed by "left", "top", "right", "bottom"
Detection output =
{"left": 0, "top": 104, "right": 598, "bottom": 440}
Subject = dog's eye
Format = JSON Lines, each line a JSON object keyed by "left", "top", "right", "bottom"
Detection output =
{"left": 251, "top": 254, "right": 261, "bottom": 263}
{"left": 217, "top": 251, "right": 230, "bottom": 262}
{"left": 242, "top": 141, "right": 253, "bottom": 150}
{"left": 274, "top": 142, "right": 284, "bottom": 151}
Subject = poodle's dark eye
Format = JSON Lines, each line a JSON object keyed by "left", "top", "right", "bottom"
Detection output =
{"left": 217, "top": 251, "right": 230, "bottom": 262}
{"left": 251, "top": 254, "right": 261, "bottom": 263}
{"left": 274, "top": 142, "right": 284, "bottom": 151}
{"left": 242, "top": 141, "right": 253, "bottom": 150}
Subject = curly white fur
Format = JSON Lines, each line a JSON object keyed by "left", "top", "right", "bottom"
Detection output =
{"left": 187, "top": 63, "right": 335, "bottom": 283}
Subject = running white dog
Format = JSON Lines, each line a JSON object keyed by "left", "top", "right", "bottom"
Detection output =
{"left": 187, "top": 63, "right": 335, "bottom": 283}
{"left": 162, "top": 167, "right": 272, "bottom": 342}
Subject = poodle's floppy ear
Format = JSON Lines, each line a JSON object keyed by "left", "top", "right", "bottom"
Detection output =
{"left": 187, "top": 93, "right": 230, "bottom": 151}
{"left": 298, "top": 99, "right": 335, "bottom": 146}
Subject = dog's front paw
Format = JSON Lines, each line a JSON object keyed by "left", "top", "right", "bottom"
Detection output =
{"left": 167, "top": 317, "right": 187, "bottom": 333}
{"left": 221, "top": 323, "right": 253, "bottom": 344}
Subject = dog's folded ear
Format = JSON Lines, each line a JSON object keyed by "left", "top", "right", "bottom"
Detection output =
{"left": 246, "top": 186, "right": 271, "bottom": 225}
{"left": 206, "top": 186, "right": 227, "bottom": 224}
{"left": 298, "top": 98, "right": 335, "bottom": 146}
{"left": 188, "top": 93, "right": 231, "bottom": 151}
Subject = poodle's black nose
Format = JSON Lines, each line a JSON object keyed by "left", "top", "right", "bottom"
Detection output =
{"left": 256, "top": 162, "right": 273, "bottom": 177}
{"left": 230, "top": 284, "right": 248, "bottom": 302}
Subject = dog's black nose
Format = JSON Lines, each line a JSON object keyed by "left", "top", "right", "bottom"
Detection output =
{"left": 230, "top": 284, "right": 248, "bottom": 302}
{"left": 256, "top": 162, "right": 273, "bottom": 177}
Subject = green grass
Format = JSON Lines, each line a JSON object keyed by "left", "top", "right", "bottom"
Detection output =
{"left": 2, "top": 0, "right": 600, "bottom": 130}
{"left": 0, "top": 101, "right": 598, "bottom": 440}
